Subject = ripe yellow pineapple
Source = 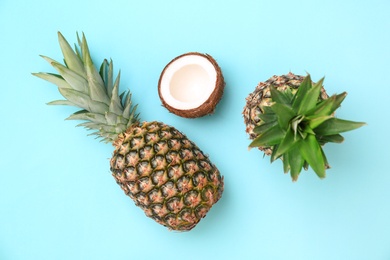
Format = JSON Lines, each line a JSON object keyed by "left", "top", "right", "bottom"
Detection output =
{"left": 33, "top": 32, "right": 224, "bottom": 231}
{"left": 243, "top": 72, "right": 365, "bottom": 181}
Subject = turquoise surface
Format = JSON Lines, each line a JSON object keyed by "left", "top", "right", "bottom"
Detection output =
{"left": 1, "top": 0, "right": 389, "bottom": 259}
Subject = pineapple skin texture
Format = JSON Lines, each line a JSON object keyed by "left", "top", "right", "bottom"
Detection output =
{"left": 110, "top": 121, "right": 224, "bottom": 231}
{"left": 243, "top": 72, "right": 328, "bottom": 155}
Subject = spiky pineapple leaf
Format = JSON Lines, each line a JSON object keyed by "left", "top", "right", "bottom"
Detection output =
{"left": 271, "top": 103, "right": 295, "bottom": 129}
{"left": 105, "top": 111, "right": 119, "bottom": 125}
{"left": 258, "top": 108, "right": 277, "bottom": 122}
{"left": 296, "top": 77, "right": 324, "bottom": 115}
{"left": 317, "top": 134, "right": 344, "bottom": 144}
{"left": 249, "top": 124, "right": 285, "bottom": 147}
{"left": 42, "top": 57, "right": 89, "bottom": 93}
{"left": 299, "top": 134, "right": 326, "bottom": 178}
{"left": 283, "top": 87, "right": 294, "bottom": 101}
{"left": 66, "top": 110, "right": 107, "bottom": 124}
{"left": 270, "top": 86, "right": 291, "bottom": 105}
{"left": 262, "top": 105, "right": 274, "bottom": 114}
{"left": 32, "top": 72, "right": 72, "bottom": 89}
{"left": 320, "top": 146, "right": 330, "bottom": 169}
{"left": 274, "top": 128, "right": 300, "bottom": 159}
{"left": 291, "top": 115, "right": 305, "bottom": 138}
{"left": 122, "top": 91, "right": 133, "bottom": 117}
{"left": 302, "top": 125, "right": 316, "bottom": 135}
{"left": 58, "top": 88, "right": 109, "bottom": 114}
{"left": 58, "top": 32, "right": 85, "bottom": 75}
{"left": 253, "top": 120, "right": 278, "bottom": 135}
{"left": 126, "top": 103, "right": 139, "bottom": 124}
{"left": 308, "top": 92, "right": 347, "bottom": 116}
{"left": 76, "top": 32, "right": 83, "bottom": 52}
{"left": 47, "top": 100, "right": 74, "bottom": 106}
{"left": 99, "top": 59, "right": 114, "bottom": 99}
{"left": 77, "top": 121, "right": 102, "bottom": 130}
{"left": 40, "top": 55, "right": 88, "bottom": 93}
{"left": 270, "top": 144, "right": 280, "bottom": 162}
{"left": 288, "top": 146, "right": 304, "bottom": 181}
{"left": 292, "top": 74, "right": 312, "bottom": 112}
{"left": 303, "top": 160, "right": 309, "bottom": 171}
{"left": 108, "top": 71, "right": 124, "bottom": 116}
{"left": 79, "top": 33, "right": 110, "bottom": 105}
{"left": 314, "top": 118, "right": 366, "bottom": 136}
{"left": 282, "top": 153, "right": 290, "bottom": 173}
{"left": 307, "top": 115, "right": 333, "bottom": 129}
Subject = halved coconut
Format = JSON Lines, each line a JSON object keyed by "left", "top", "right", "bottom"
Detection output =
{"left": 158, "top": 52, "right": 225, "bottom": 118}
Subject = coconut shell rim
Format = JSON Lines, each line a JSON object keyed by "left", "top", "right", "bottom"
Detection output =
{"left": 158, "top": 52, "right": 225, "bottom": 118}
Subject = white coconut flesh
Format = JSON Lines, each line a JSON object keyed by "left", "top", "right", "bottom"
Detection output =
{"left": 159, "top": 54, "right": 218, "bottom": 110}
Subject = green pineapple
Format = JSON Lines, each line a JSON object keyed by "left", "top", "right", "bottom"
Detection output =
{"left": 243, "top": 73, "right": 365, "bottom": 181}
{"left": 33, "top": 32, "right": 224, "bottom": 231}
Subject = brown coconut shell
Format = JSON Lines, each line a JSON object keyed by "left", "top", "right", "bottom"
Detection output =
{"left": 158, "top": 52, "right": 225, "bottom": 118}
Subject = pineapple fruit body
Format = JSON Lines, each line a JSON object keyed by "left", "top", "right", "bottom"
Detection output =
{"left": 34, "top": 32, "right": 223, "bottom": 231}
{"left": 243, "top": 72, "right": 329, "bottom": 155}
{"left": 243, "top": 72, "right": 365, "bottom": 180}
{"left": 111, "top": 121, "right": 223, "bottom": 231}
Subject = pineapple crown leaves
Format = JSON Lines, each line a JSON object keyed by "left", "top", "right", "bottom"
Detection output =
{"left": 249, "top": 74, "right": 366, "bottom": 181}
{"left": 33, "top": 32, "right": 139, "bottom": 143}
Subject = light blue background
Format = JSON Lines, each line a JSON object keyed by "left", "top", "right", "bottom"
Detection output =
{"left": 1, "top": 0, "right": 389, "bottom": 259}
